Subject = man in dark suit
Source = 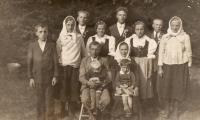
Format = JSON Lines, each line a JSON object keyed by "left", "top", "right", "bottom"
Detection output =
{"left": 27, "top": 23, "right": 59, "bottom": 120}
{"left": 148, "top": 19, "right": 164, "bottom": 95}
{"left": 108, "top": 7, "right": 133, "bottom": 48}
{"left": 76, "top": 10, "right": 95, "bottom": 46}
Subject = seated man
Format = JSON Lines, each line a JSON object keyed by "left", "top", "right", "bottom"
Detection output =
{"left": 79, "top": 41, "right": 111, "bottom": 114}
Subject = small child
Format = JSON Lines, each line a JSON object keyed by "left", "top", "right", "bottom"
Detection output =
{"left": 85, "top": 60, "right": 107, "bottom": 111}
{"left": 115, "top": 59, "right": 136, "bottom": 117}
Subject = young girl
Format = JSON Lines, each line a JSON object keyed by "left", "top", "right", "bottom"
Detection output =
{"left": 158, "top": 16, "right": 192, "bottom": 120}
{"left": 115, "top": 59, "right": 136, "bottom": 117}
{"left": 125, "top": 21, "right": 157, "bottom": 115}
{"left": 56, "top": 16, "right": 86, "bottom": 119}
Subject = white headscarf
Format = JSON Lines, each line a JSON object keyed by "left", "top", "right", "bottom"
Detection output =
{"left": 114, "top": 42, "right": 131, "bottom": 64}
{"left": 59, "top": 16, "right": 77, "bottom": 45}
{"left": 166, "top": 16, "right": 186, "bottom": 37}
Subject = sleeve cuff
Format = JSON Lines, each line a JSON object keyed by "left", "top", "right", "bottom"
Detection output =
{"left": 148, "top": 54, "right": 156, "bottom": 59}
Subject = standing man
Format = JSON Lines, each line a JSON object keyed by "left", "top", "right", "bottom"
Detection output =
{"left": 27, "top": 23, "right": 59, "bottom": 120}
{"left": 76, "top": 10, "right": 95, "bottom": 46}
{"left": 108, "top": 7, "right": 132, "bottom": 48}
{"left": 149, "top": 19, "right": 164, "bottom": 95}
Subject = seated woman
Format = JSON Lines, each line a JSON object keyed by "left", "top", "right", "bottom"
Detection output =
{"left": 56, "top": 16, "right": 86, "bottom": 119}
{"left": 111, "top": 42, "right": 140, "bottom": 120}
{"left": 86, "top": 21, "right": 116, "bottom": 58}
{"left": 157, "top": 16, "right": 192, "bottom": 120}
{"left": 125, "top": 21, "right": 157, "bottom": 116}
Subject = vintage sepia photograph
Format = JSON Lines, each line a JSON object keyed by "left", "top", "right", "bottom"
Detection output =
{"left": 0, "top": 0, "right": 199, "bottom": 120}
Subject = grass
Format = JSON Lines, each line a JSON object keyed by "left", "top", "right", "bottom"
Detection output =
{"left": 1, "top": 66, "right": 200, "bottom": 120}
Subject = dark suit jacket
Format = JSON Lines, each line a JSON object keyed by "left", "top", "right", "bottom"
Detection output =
{"left": 147, "top": 31, "right": 164, "bottom": 72}
{"left": 108, "top": 24, "right": 133, "bottom": 49}
{"left": 27, "top": 40, "right": 59, "bottom": 84}
{"left": 76, "top": 26, "right": 95, "bottom": 46}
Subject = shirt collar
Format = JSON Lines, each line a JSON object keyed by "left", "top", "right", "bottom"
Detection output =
{"left": 117, "top": 22, "right": 125, "bottom": 28}
{"left": 79, "top": 25, "right": 86, "bottom": 29}
{"left": 91, "top": 56, "right": 99, "bottom": 61}
{"left": 120, "top": 69, "right": 130, "bottom": 74}
{"left": 154, "top": 31, "right": 161, "bottom": 36}
{"left": 38, "top": 39, "right": 47, "bottom": 43}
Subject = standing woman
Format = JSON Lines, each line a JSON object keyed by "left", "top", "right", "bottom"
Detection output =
{"left": 125, "top": 21, "right": 157, "bottom": 114}
{"left": 56, "top": 16, "right": 86, "bottom": 119}
{"left": 158, "top": 16, "right": 192, "bottom": 120}
{"left": 86, "top": 21, "right": 116, "bottom": 57}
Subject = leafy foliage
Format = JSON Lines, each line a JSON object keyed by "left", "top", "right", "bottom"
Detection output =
{"left": 0, "top": 0, "right": 200, "bottom": 67}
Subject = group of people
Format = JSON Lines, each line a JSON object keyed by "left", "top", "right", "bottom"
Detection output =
{"left": 27, "top": 6, "right": 192, "bottom": 120}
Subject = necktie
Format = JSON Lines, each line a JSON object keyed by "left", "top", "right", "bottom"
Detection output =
{"left": 155, "top": 32, "right": 158, "bottom": 42}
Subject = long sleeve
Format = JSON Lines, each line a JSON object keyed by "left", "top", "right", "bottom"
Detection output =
{"left": 158, "top": 37, "right": 166, "bottom": 66}
{"left": 184, "top": 34, "right": 192, "bottom": 62}
{"left": 56, "top": 37, "right": 62, "bottom": 63}
{"left": 108, "top": 36, "right": 116, "bottom": 56}
{"left": 147, "top": 38, "right": 157, "bottom": 59}
{"left": 53, "top": 43, "right": 59, "bottom": 77}
{"left": 27, "top": 44, "right": 33, "bottom": 79}
{"left": 79, "top": 59, "right": 88, "bottom": 85}
{"left": 86, "top": 36, "right": 93, "bottom": 56}
{"left": 130, "top": 72, "right": 136, "bottom": 87}
{"left": 115, "top": 73, "right": 121, "bottom": 88}
{"left": 80, "top": 36, "right": 87, "bottom": 58}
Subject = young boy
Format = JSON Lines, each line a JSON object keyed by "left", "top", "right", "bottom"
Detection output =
{"left": 115, "top": 59, "right": 136, "bottom": 117}
{"left": 85, "top": 60, "right": 107, "bottom": 111}
{"left": 108, "top": 7, "right": 132, "bottom": 48}
{"left": 27, "top": 23, "right": 59, "bottom": 120}
{"left": 76, "top": 10, "right": 95, "bottom": 45}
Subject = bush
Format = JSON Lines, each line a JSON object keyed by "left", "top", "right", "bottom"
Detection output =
{"left": 0, "top": 0, "right": 200, "bottom": 68}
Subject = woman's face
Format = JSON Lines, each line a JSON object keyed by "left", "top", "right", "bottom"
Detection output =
{"left": 119, "top": 44, "right": 128, "bottom": 57}
{"left": 96, "top": 24, "right": 105, "bottom": 37}
{"left": 66, "top": 20, "right": 75, "bottom": 33}
{"left": 135, "top": 24, "right": 144, "bottom": 37}
{"left": 170, "top": 20, "right": 181, "bottom": 33}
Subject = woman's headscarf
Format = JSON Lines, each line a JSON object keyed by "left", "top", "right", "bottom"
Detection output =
{"left": 166, "top": 16, "right": 186, "bottom": 37}
{"left": 59, "top": 16, "right": 77, "bottom": 45}
{"left": 114, "top": 42, "right": 131, "bottom": 64}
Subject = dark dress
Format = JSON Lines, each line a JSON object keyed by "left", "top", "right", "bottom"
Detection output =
{"left": 110, "top": 59, "right": 140, "bottom": 118}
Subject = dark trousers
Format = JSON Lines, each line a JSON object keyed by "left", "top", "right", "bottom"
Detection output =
{"left": 36, "top": 83, "right": 55, "bottom": 120}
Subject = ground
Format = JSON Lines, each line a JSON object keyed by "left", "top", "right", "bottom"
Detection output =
{"left": 0, "top": 66, "right": 200, "bottom": 120}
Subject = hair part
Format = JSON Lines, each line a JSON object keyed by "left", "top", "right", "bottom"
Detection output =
{"left": 153, "top": 19, "right": 163, "bottom": 24}
{"left": 65, "top": 17, "right": 75, "bottom": 24}
{"left": 133, "top": 21, "right": 146, "bottom": 30}
{"left": 119, "top": 42, "right": 128, "bottom": 48}
{"left": 77, "top": 10, "right": 90, "bottom": 18}
{"left": 116, "top": 7, "right": 128, "bottom": 14}
{"left": 120, "top": 59, "right": 131, "bottom": 67}
{"left": 89, "top": 41, "right": 101, "bottom": 49}
{"left": 94, "top": 21, "right": 107, "bottom": 30}
{"left": 35, "top": 23, "right": 48, "bottom": 31}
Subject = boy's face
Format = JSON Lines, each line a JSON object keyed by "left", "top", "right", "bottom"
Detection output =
{"left": 121, "top": 65, "right": 130, "bottom": 74}
{"left": 77, "top": 13, "right": 88, "bottom": 26}
{"left": 135, "top": 25, "right": 144, "bottom": 37}
{"left": 66, "top": 20, "right": 75, "bottom": 33}
{"left": 152, "top": 20, "right": 163, "bottom": 32}
{"left": 92, "top": 66, "right": 101, "bottom": 72}
{"left": 116, "top": 11, "right": 127, "bottom": 24}
{"left": 36, "top": 27, "right": 48, "bottom": 41}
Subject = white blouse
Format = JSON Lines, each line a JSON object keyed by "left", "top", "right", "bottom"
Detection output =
{"left": 86, "top": 34, "right": 116, "bottom": 56}
{"left": 158, "top": 33, "right": 192, "bottom": 66}
{"left": 125, "top": 34, "right": 157, "bottom": 59}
